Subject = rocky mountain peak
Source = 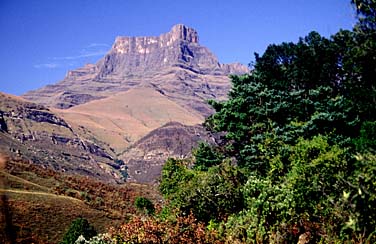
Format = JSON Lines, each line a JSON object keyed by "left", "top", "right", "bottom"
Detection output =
{"left": 100, "top": 24, "right": 247, "bottom": 78}
{"left": 111, "top": 24, "right": 198, "bottom": 55}
{"left": 169, "top": 24, "right": 199, "bottom": 43}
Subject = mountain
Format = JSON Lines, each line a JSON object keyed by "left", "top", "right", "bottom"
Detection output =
{"left": 19, "top": 24, "right": 248, "bottom": 182}
{"left": 22, "top": 24, "right": 248, "bottom": 114}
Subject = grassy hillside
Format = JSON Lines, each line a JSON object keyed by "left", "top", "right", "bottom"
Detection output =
{"left": 0, "top": 155, "right": 160, "bottom": 244}
{"left": 57, "top": 87, "right": 203, "bottom": 153}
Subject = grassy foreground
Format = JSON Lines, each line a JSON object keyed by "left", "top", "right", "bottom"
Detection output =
{"left": 0, "top": 155, "right": 160, "bottom": 244}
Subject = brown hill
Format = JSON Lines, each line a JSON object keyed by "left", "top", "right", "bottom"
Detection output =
{"left": 22, "top": 24, "right": 248, "bottom": 115}
{"left": 0, "top": 155, "right": 159, "bottom": 244}
{"left": 120, "top": 122, "right": 219, "bottom": 183}
{"left": 56, "top": 87, "right": 203, "bottom": 153}
{"left": 0, "top": 92, "right": 121, "bottom": 182}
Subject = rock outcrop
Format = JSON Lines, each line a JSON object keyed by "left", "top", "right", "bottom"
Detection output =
{"left": 99, "top": 24, "right": 226, "bottom": 76}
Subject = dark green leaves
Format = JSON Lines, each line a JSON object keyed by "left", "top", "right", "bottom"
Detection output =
{"left": 193, "top": 142, "right": 223, "bottom": 171}
{"left": 135, "top": 196, "right": 155, "bottom": 215}
{"left": 60, "top": 218, "right": 97, "bottom": 244}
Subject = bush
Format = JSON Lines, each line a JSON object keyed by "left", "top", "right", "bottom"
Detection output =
{"left": 134, "top": 196, "right": 155, "bottom": 215}
{"left": 159, "top": 158, "right": 194, "bottom": 197}
{"left": 60, "top": 217, "right": 97, "bottom": 244}
{"left": 355, "top": 121, "right": 376, "bottom": 151}
{"left": 161, "top": 159, "right": 245, "bottom": 223}
{"left": 111, "top": 213, "right": 220, "bottom": 244}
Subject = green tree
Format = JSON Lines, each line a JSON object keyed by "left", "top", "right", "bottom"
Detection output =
{"left": 193, "top": 142, "right": 223, "bottom": 171}
{"left": 343, "top": 153, "right": 376, "bottom": 242}
{"left": 354, "top": 121, "right": 376, "bottom": 151}
{"left": 253, "top": 31, "right": 340, "bottom": 91}
{"left": 159, "top": 158, "right": 194, "bottom": 197}
{"left": 162, "top": 161, "right": 245, "bottom": 223}
{"left": 186, "top": 162, "right": 244, "bottom": 223}
{"left": 134, "top": 196, "right": 155, "bottom": 215}
{"left": 60, "top": 217, "right": 97, "bottom": 244}
{"left": 223, "top": 137, "right": 355, "bottom": 243}
{"left": 352, "top": 0, "right": 376, "bottom": 31}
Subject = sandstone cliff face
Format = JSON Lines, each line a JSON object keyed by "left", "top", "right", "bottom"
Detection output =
{"left": 22, "top": 24, "right": 249, "bottom": 111}
{"left": 99, "top": 24, "right": 221, "bottom": 77}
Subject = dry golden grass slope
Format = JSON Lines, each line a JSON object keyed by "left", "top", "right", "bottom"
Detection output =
{"left": 0, "top": 161, "right": 113, "bottom": 244}
{"left": 55, "top": 87, "right": 204, "bottom": 153}
{"left": 0, "top": 156, "right": 160, "bottom": 244}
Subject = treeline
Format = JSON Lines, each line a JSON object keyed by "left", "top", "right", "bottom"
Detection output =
{"left": 63, "top": 1, "right": 376, "bottom": 243}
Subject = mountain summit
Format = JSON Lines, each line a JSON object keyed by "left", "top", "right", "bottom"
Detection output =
{"left": 99, "top": 24, "right": 240, "bottom": 76}
{"left": 23, "top": 24, "right": 248, "bottom": 110}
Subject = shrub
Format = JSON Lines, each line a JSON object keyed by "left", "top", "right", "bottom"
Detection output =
{"left": 193, "top": 142, "right": 223, "bottom": 171}
{"left": 111, "top": 213, "right": 220, "bottom": 244}
{"left": 134, "top": 196, "right": 155, "bottom": 215}
{"left": 60, "top": 217, "right": 97, "bottom": 244}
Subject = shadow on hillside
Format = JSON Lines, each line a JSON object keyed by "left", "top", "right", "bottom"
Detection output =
{"left": 0, "top": 154, "right": 16, "bottom": 244}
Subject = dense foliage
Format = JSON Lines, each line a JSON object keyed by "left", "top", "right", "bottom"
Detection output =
{"left": 156, "top": 1, "right": 376, "bottom": 243}
{"left": 160, "top": 159, "right": 245, "bottom": 223}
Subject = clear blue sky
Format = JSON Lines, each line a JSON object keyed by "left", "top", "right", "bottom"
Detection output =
{"left": 0, "top": 0, "right": 356, "bottom": 95}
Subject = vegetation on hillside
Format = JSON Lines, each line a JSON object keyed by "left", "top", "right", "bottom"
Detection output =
{"left": 108, "top": 0, "right": 376, "bottom": 243}
{"left": 0, "top": 157, "right": 158, "bottom": 244}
